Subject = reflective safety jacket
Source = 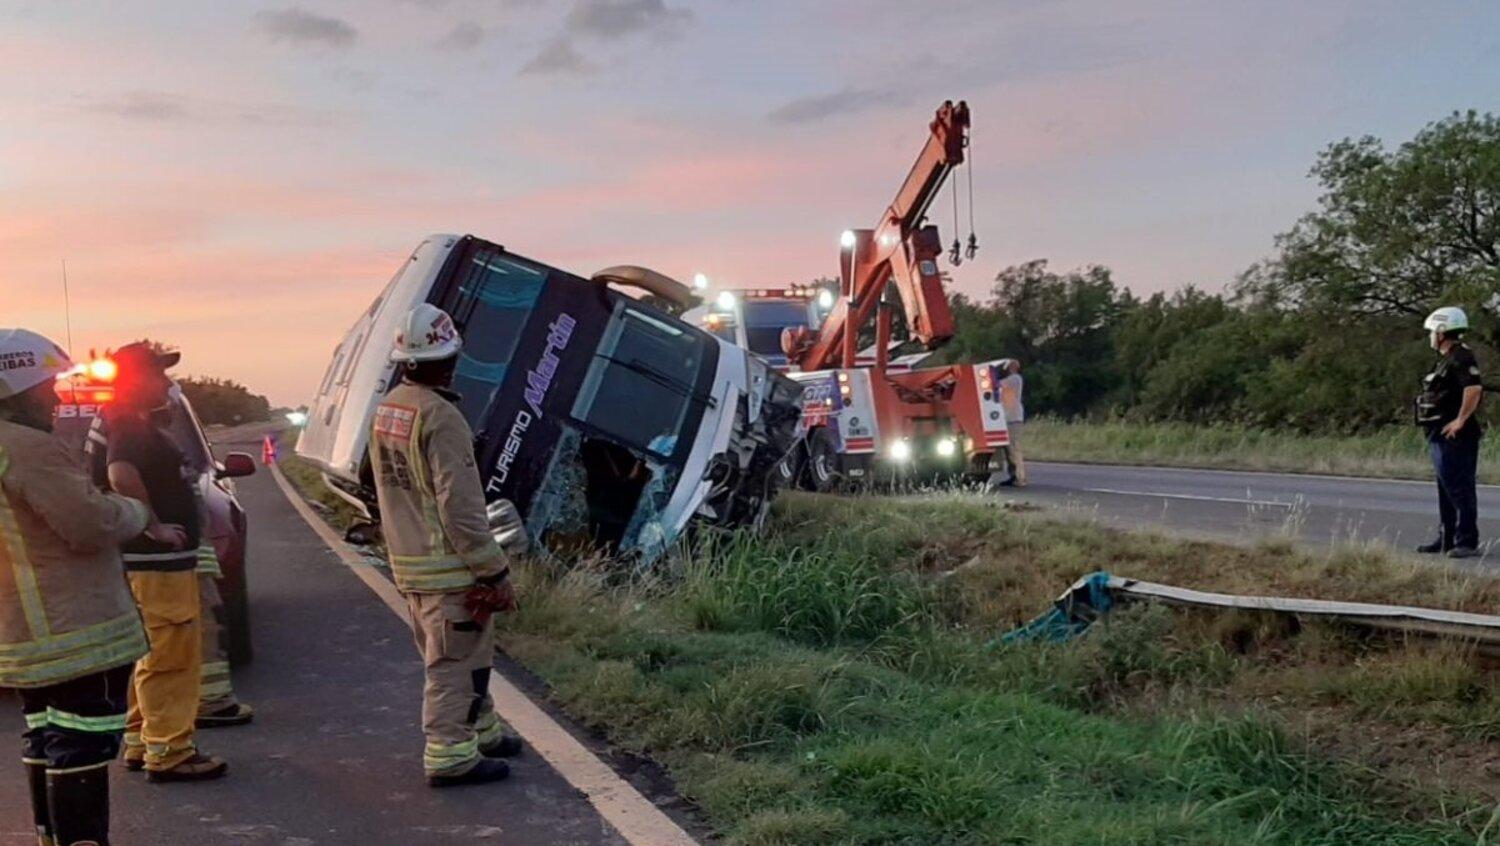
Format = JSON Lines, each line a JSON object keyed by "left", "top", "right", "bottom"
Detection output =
{"left": 0, "top": 419, "right": 150, "bottom": 689}
{"left": 368, "top": 383, "right": 508, "bottom": 593}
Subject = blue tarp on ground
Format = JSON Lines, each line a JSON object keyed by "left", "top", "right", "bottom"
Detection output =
{"left": 997, "top": 570, "right": 1115, "bottom": 645}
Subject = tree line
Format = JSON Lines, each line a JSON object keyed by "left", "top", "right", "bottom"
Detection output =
{"left": 935, "top": 111, "right": 1500, "bottom": 434}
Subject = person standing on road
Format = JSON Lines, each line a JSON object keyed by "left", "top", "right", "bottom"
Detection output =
{"left": 85, "top": 395, "right": 256, "bottom": 730}
{"left": 191, "top": 543, "right": 255, "bottom": 727}
{"left": 0, "top": 329, "right": 170, "bottom": 846}
{"left": 1415, "top": 307, "right": 1485, "bottom": 559}
{"left": 104, "top": 343, "right": 228, "bottom": 781}
{"left": 369, "top": 304, "right": 523, "bottom": 788}
{"left": 997, "top": 359, "right": 1027, "bottom": 487}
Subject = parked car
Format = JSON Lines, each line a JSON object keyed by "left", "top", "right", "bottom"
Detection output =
{"left": 53, "top": 366, "right": 258, "bottom": 665}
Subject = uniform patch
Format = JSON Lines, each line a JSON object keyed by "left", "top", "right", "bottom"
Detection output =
{"left": 373, "top": 404, "right": 417, "bottom": 440}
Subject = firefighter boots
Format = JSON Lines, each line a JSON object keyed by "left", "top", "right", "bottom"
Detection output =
{"left": 427, "top": 757, "right": 509, "bottom": 788}
{"left": 25, "top": 760, "right": 53, "bottom": 845}
{"left": 46, "top": 765, "right": 110, "bottom": 846}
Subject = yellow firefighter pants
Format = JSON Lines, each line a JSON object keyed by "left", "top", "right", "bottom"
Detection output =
{"left": 406, "top": 591, "right": 509, "bottom": 776}
{"left": 197, "top": 573, "right": 237, "bottom": 714}
{"left": 124, "top": 571, "right": 202, "bottom": 771}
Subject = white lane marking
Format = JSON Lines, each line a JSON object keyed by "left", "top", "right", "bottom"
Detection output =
{"left": 1081, "top": 487, "right": 1294, "bottom": 507}
{"left": 270, "top": 464, "right": 698, "bottom": 846}
{"left": 1040, "top": 460, "right": 1500, "bottom": 491}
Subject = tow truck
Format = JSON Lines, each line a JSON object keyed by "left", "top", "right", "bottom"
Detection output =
{"left": 692, "top": 101, "right": 1010, "bottom": 490}
{"left": 297, "top": 235, "right": 804, "bottom": 563}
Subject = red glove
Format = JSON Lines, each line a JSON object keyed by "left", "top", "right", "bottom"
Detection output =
{"left": 464, "top": 577, "right": 517, "bottom": 626}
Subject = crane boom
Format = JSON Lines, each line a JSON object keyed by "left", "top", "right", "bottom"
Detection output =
{"left": 795, "top": 100, "right": 970, "bottom": 372}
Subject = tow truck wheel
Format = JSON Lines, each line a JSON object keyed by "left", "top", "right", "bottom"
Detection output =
{"left": 807, "top": 428, "right": 839, "bottom": 493}
{"left": 963, "top": 453, "right": 997, "bottom": 488}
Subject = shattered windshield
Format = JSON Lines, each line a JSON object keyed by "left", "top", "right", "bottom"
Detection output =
{"left": 571, "top": 306, "right": 711, "bottom": 461}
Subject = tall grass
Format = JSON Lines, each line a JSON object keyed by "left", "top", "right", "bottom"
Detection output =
{"left": 1023, "top": 418, "right": 1500, "bottom": 482}
{"left": 277, "top": 454, "right": 1500, "bottom": 841}
{"left": 495, "top": 493, "right": 1500, "bottom": 844}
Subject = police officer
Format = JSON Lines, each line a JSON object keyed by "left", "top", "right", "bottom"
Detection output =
{"left": 369, "top": 304, "right": 523, "bottom": 787}
{"left": 1415, "top": 307, "right": 1485, "bottom": 559}
{"left": 0, "top": 329, "right": 170, "bottom": 846}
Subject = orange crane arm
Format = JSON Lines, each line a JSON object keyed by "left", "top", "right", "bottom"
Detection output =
{"left": 796, "top": 100, "right": 970, "bottom": 372}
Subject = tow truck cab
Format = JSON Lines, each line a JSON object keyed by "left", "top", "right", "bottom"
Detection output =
{"left": 693, "top": 287, "right": 831, "bottom": 370}
{"left": 297, "top": 234, "right": 803, "bottom": 561}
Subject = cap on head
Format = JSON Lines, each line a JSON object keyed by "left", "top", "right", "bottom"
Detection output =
{"left": 112, "top": 342, "right": 181, "bottom": 378}
{"left": 392, "top": 304, "right": 462, "bottom": 363}
{"left": 1424, "top": 306, "right": 1469, "bottom": 335}
{"left": 0, "top": 329, "right": 73, "bottom": 400}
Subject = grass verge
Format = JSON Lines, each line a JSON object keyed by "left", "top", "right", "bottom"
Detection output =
{"left": 1022, "top": 418, "right": 1500, "bottom": 483}
{"left": 512, "top": 494, "right": 1500, "bottom": 844}
{"left": 278, "top": 456, "right": 1500, "bottom": 843}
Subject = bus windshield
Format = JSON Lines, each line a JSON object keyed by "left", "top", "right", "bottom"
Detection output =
{"left": 572, "top": 305, "right": 713, "bottom": 461}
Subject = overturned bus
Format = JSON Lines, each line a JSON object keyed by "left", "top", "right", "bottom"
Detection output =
{"left": 296, "top": 234, "right": 804, "bottom": 562}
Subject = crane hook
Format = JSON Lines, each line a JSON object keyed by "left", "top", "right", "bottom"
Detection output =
{"left": 965, "top": 232, "right": 978, "bottom": 261}
{"left": 949, "top": 238, "right": 963, "bottom": 266}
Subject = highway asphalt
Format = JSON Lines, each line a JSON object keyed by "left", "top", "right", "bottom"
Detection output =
{"left": 1002, "top": 461, "right": 1500, "bottom": 563}
{"left": 0, "top": 429, "right": 659, "bottom": 846}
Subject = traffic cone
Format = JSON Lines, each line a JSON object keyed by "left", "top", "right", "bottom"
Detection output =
{"left": 261, "top": 434, "right": 279, "bottom": 466}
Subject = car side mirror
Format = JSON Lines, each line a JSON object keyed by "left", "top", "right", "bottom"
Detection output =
{"left": 218, "top": 452, "right": 257, "bottom": 479}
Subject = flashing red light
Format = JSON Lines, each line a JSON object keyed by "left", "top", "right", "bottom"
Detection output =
{"left": 88, "top": 359, "right": 118, "bottom": 382}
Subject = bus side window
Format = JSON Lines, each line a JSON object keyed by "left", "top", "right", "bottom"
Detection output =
{"left": 317, "top": 343, "right": 345, "bottom": 397}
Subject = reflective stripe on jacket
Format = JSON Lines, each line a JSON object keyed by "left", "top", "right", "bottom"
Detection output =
{"left": 0, "top": 419, "right": 150, "bottom": 688}
{"left": 368, "top": 383, "right": 507, "bottom": 593}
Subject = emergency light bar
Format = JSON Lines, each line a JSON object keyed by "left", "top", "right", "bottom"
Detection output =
{"left": 55, "top": 358, "right": 120, "bottom": 405}
{"left": 739, "top": 283, "right": 829, "bottom": 300}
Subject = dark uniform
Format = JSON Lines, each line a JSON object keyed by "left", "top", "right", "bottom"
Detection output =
{"left": 1419, "top": 342, "right": 1484, "bottom": 551}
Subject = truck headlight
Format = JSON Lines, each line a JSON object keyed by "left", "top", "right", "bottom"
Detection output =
{"left": 888, "top": 439, "right": 911, "bottom": 461}
{"left": 935, "top": 437, "right": 957, "bottom": 457}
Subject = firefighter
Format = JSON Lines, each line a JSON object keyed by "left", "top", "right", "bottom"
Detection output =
{"left": 0, "top": 329, "right": 171, "bottom": 846}
{"left": 193, "top": 543, "right": 254, "bottom": 727}
{"left": 104, "top": 343, "right": 227, "bottom": 780}
{"left": 369, "top": 304, "right": 523, "bottom": 787}
{"left": 1415, "top": 307, "right": 1485, "bottom": 559}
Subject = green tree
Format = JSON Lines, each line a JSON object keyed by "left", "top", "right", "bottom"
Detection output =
{"left": 177, "top": 377, "right": 272, "bottom": 426}
{"left": 939, "top": 260, "right": 1131, "bottom": 416}
{"left": 1270, "top": 111, "right": 1500, "bottom": 335}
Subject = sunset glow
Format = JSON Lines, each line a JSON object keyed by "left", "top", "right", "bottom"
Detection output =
{"left": 3, "top": 1, "right": 1493, "bottom": 404}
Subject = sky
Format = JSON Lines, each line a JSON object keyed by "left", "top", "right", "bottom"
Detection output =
{"left": 3, "top": 0, "right": 1497, "bottom": 405}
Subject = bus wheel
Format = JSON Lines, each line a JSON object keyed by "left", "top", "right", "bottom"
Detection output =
{"left": 808, "top": 428, "right": 840, "bottom": 493}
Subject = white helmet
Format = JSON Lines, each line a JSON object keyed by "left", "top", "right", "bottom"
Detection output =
{"left": 0, "top": 329, "right": 73, "bottom": 401}
{"left": 1424, "top": 306, "right": 1469, "bottom": 335}
{"left": 391, "top": 304, "right": 462, "bottom": 363}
